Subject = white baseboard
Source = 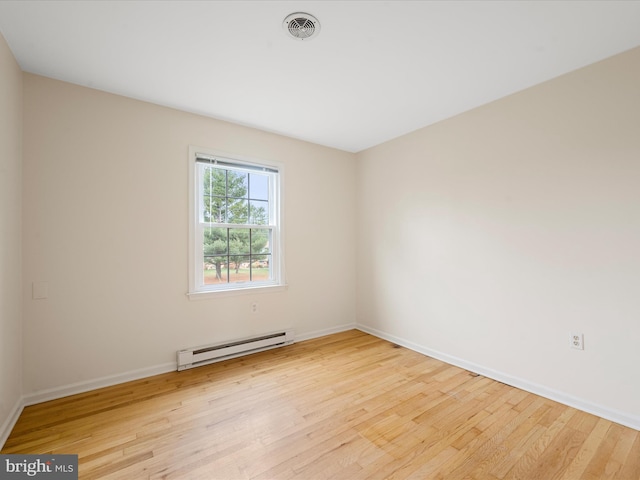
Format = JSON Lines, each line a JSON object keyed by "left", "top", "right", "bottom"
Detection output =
{"left": 12, "top": 324, "right": 359, "bottom": 415}
{"left": 295, "top": 323, "right": 357, "bottom": 342}
{"left": 0, "top": 396, "right": 25, "bottom": 450}
{"left": 23, "top": 362, "right": 177, "bottom": 407}
{"left": 7, "top": 322, "right": 634, "bottom": 450}
{"left": 357, "top": 324, "right": 640, "bottom": 432}
{"left": 2, "top": 362, "right": 176, "bottom": 449}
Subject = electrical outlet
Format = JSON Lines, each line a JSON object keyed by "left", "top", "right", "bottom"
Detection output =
{"left": 251, "top": 302, "right": 258, "bottom": 313}
{"left": 570, "top": 332, "right": 584, "bottom": 350}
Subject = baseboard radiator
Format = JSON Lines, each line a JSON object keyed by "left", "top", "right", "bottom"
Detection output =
{"left": 177, "top": 330, "right": 295, "bottom": 371}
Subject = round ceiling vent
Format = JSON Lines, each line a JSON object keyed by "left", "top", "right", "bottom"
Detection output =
{"left": 283, "top": 12, "right": 320, "bottom": 41}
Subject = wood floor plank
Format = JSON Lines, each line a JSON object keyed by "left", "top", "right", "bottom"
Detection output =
{"left": 618, "top": 432, "right": 640, "bottom": 480}
{"left": 2, "top": 330, "right": 638, "bottom": 479}
{"left": 581, "top": 423, "right": 626, "bottom": 480}
{"left": 601, "top": 426, "right": 638, "bottom": 479}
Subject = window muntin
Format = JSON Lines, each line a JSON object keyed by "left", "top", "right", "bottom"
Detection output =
{"left": 189, "top": 150, "right": 282, "bottom": 295}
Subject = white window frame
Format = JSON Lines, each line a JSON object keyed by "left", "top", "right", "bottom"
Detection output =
{"left": 188, "top": 146, "right": 285, "bottom": 299}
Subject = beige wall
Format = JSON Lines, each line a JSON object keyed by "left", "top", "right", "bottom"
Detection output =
{"left": 9, "top": 38, "right": 640, "bottom": 429}
{"left": 0, "top": 32, "right": 23, "bottom": 435}
{"left": 22, "top": 74, "right": 357, "bottom": 394}
{"left": 356, "top": 47, "right": 640, "bottom": 422}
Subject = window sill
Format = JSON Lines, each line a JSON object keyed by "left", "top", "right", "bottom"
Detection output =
{"left": 186, "top": 284, "right": 288, "bottom": 300}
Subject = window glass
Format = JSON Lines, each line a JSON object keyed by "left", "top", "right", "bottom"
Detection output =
{"left": 189, "top": 150, "right": 282, "bottom": 295}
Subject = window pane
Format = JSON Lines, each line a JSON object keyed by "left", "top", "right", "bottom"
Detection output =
{"left": 191, "top": 151, "right": 281, "bottom": 294}
{"left": 251, "top": 228, "right": 270, "bottom": 255}
{"left": 202, "top": 166, "right": 227, "bottom": 197}
{"left": 203, "top": 227, "right": 227, "bottom": 255}
{"left": 250, "top": 200, "right": 269, "bottom": 225}
{"left": 249, "top": 173, "right": 269, "bottom": 200}
{"left": 229, "top": 256, "right": 250, "bottom": 283}
{"left": 251, "top": 254, "right": 271, "bottom": 281}
{"left": 204, "top": 256, "right": 228, "bottom": 284}
{"left": 228, "top": 198, "right": 248, "bottom": 224}
{"left": 227, "top": 170, "right": 248, "bottom": 198}
{"left": 201, "top": 166, "right": 227, "bottom": 223}
{"left": 203, "top": 196, "right": 226, "bottom": 223}
{"left": 229, "top": 228, "right": 250, "bottom": 255}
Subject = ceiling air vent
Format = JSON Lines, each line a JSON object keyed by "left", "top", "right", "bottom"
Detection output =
{"left": 283, "top": 13, "right": 320, "bottom": 41}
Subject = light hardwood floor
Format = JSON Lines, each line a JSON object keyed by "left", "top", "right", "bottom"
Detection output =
{"left": 3, "top": 330, "right": 639, "bottom": 479}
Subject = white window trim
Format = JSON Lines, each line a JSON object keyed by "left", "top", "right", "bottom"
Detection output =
{"left": 187, "top": 146, "right": 286, "bottom": 299}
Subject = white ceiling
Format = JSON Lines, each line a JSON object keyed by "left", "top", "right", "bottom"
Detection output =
{"left": 1, "top": 1, "right": 640, "bottom": 153}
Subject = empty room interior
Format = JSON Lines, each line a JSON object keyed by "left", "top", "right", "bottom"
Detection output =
{"left": 1, "top": 1, "right": 640, "bottom": 478}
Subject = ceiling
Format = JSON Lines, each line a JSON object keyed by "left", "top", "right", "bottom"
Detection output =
{"left": 1, "top": 1, "right": 640, "bottom": 153}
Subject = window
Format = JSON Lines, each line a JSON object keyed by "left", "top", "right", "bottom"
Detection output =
{"left": 188, "top": 147, "right": 284, "bottom": 296}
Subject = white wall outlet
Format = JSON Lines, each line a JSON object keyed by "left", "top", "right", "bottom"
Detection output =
{"left": 570, "top": 332, "right": 584, "bottom": 350}
{"left": 251, "top": 301, "right": 258, "bottom": 313}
